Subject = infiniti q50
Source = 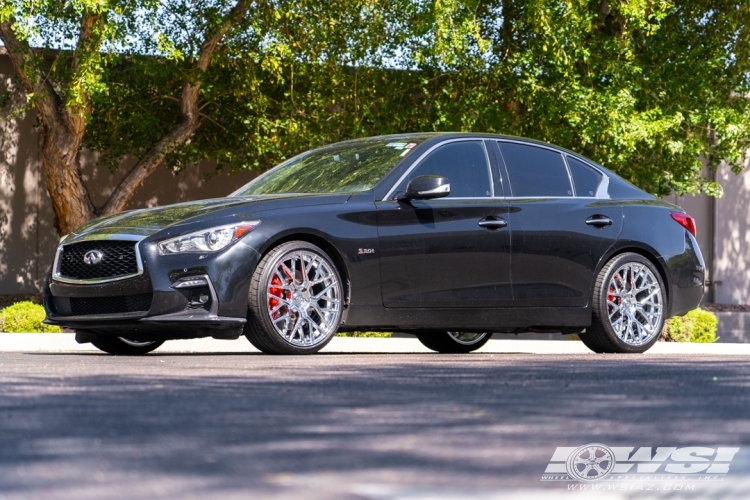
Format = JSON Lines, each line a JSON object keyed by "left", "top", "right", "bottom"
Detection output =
{"left": 43, "top": 133, "right": 704, "bottom": 355}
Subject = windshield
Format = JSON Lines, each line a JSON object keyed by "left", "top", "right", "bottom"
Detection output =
{"left": 231, "top": 138, "right": 422, "bottom": 196}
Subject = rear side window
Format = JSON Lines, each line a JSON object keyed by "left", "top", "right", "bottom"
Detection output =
{"left": 567, "top": 156, "right": 603, "bottom": 197}
{"left": 497, "top": 142, "right": 572, "bottom": 197}
{"left": 406, "top": 141, "right": 493, "bottom": 197}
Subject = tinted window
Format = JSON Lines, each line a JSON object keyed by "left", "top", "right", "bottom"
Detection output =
{"left": 406, "top": 141, "right": 493, "bottom": 197}
{"left": 567, "top": 156, "right": 603, "bottom": 197}
{"left": 233, "top": 138, "right": 422, "bottom": 195}
{"left": 497, "top": 142, "right": 572, "bottom": 197}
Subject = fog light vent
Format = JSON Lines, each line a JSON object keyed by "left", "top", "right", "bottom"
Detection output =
{"left": 188, "top": 286, "right": 212, "bottom": 310}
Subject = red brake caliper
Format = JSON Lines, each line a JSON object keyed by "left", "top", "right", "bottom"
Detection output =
{"left": 269, "top": 275, "right": 287, "bottom": 320}
{"left": 608, "top": 276, "right": 620, "bottom": 310}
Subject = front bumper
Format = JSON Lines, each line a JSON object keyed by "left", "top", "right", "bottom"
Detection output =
{"left": 44, "top": 235, "right": 262, "bottom": 340}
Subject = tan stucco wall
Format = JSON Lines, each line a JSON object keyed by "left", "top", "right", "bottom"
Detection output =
{"left": 0, "top": 55, "right": 256, "bottom": 294}
{"left": 713, "top": 161, "right": 750, "bottom": 304}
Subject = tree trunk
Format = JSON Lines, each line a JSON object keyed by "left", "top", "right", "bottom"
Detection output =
{"left": 0, "top": 19, "right": 95, "bottom": 235}
{"left": 1, "top": 1, "right": 246, "bottom": 234}
{"left": 40, "top": 121, "right": 96, "bottom": 235}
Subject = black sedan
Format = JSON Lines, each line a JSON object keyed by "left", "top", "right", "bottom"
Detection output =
{"left": 44, "top": 133, "right": 704, "bottom": 355}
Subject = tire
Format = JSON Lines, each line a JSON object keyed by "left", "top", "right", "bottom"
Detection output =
{"left": 580, "top": 252, "right": 666, "bottom": 354}
{"left": 244, "top": 241, "right": 344, "bottom": 355}
{"left": 90, "top": 335, "right": 164, "bottom": 355}
{"left": 416, "top": 332, "right": 492, "bottom": 353}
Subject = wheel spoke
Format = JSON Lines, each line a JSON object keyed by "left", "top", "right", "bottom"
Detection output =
{"left": 306, "top": 314, "right": 323, "bottom": 334}
{"left": 268, "top": 293, "right": 291, "bottom": 305}
{"left": 607, "top": 262, "right": 663, "bottom": 347}
{"left": 312, "top": 302, "right": 332, "bottom": 317}
{"left": 279, "top": 263, "right": 295, "bottom": 282}
{"left": 611, "top": 315, "right": 624, "bottom": 330}
{"left": 272, "top": 313, "right": 291, "bottom": 324}
{"left": 638, "top": 289, "right": 658, "bottom": 304}
{"left": 299, "top": 253, "right": 309, "bottom": 283}
{"left": 266, "top": 248, "right": 342, "bottom": 348}
{"left": 290, "top": 316, "right": 303, "bottom": 340}
{"left": 292, "top": 257, "right": 301, "bottom": 283}
{"left": 313, "top": 281, "right": 338, "bottom": 299}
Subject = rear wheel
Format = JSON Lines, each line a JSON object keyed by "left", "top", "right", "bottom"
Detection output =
{"left": 580, "top": 253, "right": 665, "bottom": 353}
{"left": 90, "top": 335, "right": 164, "bottom": 355}
{"left": 245, "top": 241, "right": 344, "bottom": 355}
{"left": 416, "top": 332, "right": 492, "bottom": 353}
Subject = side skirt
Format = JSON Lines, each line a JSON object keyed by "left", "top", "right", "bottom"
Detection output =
{"left": 342, "top": 305, "right": 591, "bottom": 332}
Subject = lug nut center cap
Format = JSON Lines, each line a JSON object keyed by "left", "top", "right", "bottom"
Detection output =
{"left": 292, "top": 292, "right": 310, "bottom": 309}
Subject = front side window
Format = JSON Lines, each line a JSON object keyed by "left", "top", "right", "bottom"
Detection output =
{"left": 405, "top": 141, "right": 493, "bottom": 198}
{"left": 567, "top": 156, "right": 603, "bottom": 197}
{"left": 232, "top": 138, "right": 423, "bottom": 195}
{"left": 497, "top": 142, "right": 572, "bottom": 197}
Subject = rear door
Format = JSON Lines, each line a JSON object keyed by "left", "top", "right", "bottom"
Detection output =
{"left": 376, "top": 140, "right": 512, "bottom": 308}
{"left": 494, "top": 141, "right": 623, "bottom": 307}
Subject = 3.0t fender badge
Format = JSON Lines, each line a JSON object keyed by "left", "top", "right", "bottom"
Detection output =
{"left": 358, "top": 248, "right": 375, "bottom": 255}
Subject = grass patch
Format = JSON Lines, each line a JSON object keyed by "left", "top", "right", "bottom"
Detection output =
{"left": 335, "top": 331, "right": 392, "bottom": 338}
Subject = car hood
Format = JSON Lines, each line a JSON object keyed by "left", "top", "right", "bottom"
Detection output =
{"left": 65, "top": 193, "right": 353, "bottom": 241}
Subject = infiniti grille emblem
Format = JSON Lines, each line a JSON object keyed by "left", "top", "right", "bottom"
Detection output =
{"left": 83, "top": 250, "right": 104, "bottom": 265}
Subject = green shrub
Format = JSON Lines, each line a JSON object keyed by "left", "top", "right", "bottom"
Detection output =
{"left": 0, "top": 302, "right": 61, "bottom": 333}
{"left": 661, "top": 308, "right": 717, "bottom": 343}
{"left": 335, "top": 331, "right": 391, "bottom": 338}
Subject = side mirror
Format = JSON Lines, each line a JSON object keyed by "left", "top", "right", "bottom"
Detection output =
{"left": 401, "top": 175, "right": 451, "bottom": 200}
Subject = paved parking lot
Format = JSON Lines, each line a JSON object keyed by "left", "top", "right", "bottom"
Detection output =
{"left": 0, "top": 338, "right": 749, "bottom": 499}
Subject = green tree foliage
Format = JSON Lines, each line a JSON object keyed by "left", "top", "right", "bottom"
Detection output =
{"left": 2, "top": 1, "right": 750, "bottom": 236}
{"left": 89, "top": 0, "right": 750, "bottom": 198}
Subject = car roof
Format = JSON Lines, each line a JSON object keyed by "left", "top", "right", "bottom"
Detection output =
{"left": 333, "top": 132, "right": 605, "bottom": 168}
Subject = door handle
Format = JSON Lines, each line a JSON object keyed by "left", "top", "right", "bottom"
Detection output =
{"left": 585, "top": 215, "right": 613, "bottom": 228}
{"left": 478, "top": 217, "right": 508, "bottom": 230}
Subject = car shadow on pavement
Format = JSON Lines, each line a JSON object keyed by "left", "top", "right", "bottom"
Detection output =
{"left": 0, "top": 354, "right": 748, "bottom": 498}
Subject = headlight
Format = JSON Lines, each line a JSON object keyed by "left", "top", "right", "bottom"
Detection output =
{"left": 158, "top": 221, "right": 260, "bottom": 254}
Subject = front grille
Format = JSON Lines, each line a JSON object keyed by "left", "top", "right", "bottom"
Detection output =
{"left": 58, "top": 240, "right": 139, "bottom": 281}
{"left": 69, "top": 294, "right": 153, "bottom": 316}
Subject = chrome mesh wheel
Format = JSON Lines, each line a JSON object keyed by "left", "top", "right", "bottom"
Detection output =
{"left": 447, "top": 332, "right": 488, "bottom": 345}
{"left": 266, "top": 250, "right": 342, "bottom": 347}
{"left": 606, "top": 262, "right": 663, "bottom": 346}
{"left": 118, "top": 337, "right": 158, "bottom": 347}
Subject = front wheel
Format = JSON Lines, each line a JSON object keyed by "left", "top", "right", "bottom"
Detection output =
{"left": 90, "top": 335, "right": 164, "bottom": 355}
{"left": 580, "top": 253, "right": 666, "bottom": 353}
{"left": 244, "top": 241, "right": 344, "bottom": 355}
{"left": 416, "top": 332, "right": 492, "bottom": 353}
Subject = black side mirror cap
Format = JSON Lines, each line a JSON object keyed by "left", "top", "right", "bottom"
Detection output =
{"left": 401, "top": 175, "right": 451, "bottom": 200}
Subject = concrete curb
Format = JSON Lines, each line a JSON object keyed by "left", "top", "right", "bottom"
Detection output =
{"left": 2, "top": 333, "right": 750, "bottom": 355}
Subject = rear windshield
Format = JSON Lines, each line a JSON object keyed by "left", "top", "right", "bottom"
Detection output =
{"left": 232, "top": 138, "right": 422, "bottom": 195}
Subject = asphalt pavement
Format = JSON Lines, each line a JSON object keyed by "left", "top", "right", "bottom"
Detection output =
{"left": 0, "top": 338, "right": 749, "bottom": 499}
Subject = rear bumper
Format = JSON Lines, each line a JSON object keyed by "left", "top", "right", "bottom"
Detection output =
{"left": 664, "top": 232, "right": 705, "bottom": 318}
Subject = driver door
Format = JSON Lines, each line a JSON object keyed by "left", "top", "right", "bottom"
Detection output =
{"left": 376, "top": 140, "right": 512, "bottom": 308}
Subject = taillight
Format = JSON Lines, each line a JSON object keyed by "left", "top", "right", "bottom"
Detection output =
{"left": 670, "top": 212, "right": 697, "bottom": 237}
